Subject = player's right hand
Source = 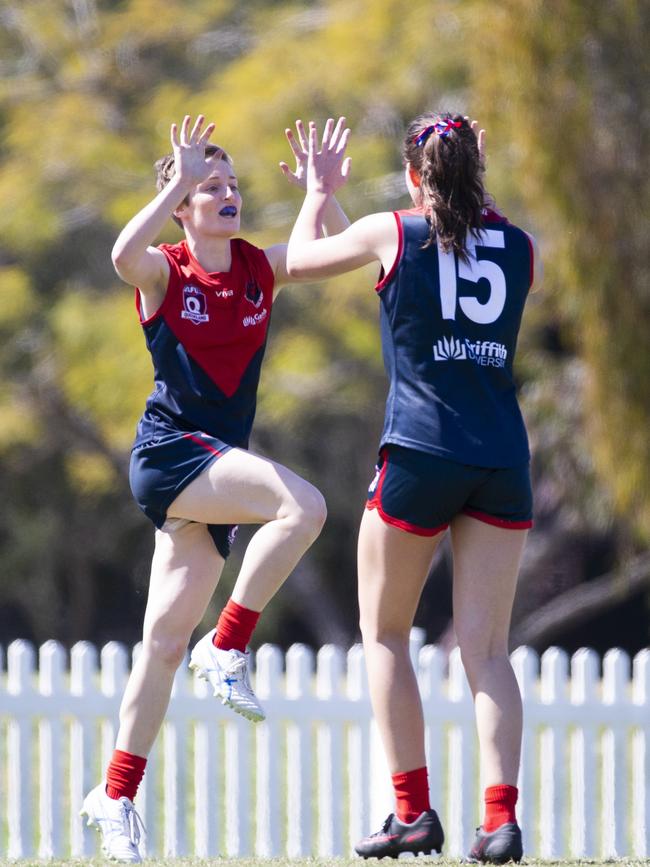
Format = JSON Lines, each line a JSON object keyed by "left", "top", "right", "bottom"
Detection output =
{"left": 305, "top": 116, "right": 352, "bottom": 196}
{"left": 170, "top": 115, "right": 217, "bottom": 187}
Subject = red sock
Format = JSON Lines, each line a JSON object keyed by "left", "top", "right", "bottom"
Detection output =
{"left": 483, "top": 784, "right": 518, "bottom": 832}
{"left": 392, "top": 766, "right": 431, "bottom": 823}
{"left": 213, "top": 598, "right": 260, "bottom": 652}
{"left": 105, "top": 749, "right": 147, "bottom": 802}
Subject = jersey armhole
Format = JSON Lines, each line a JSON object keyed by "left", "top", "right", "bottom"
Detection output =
{"left": 236, "top": 238, "right": 276, "bottom": 306}
{"left": 525, "top": 234, "right": 534, "bottom": 289}
{"left": 374, "top": 212, "right": 404, "bottom": 293}
{"left": 136, "top": 246, "right": 176, "bottom": 325}
{"left": 256, "top": 244, "right": 277, "bottom": 301}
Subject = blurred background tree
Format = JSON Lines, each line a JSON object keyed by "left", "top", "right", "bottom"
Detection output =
{"left": 0, "top": 0, "right": 648, "bottom": 654}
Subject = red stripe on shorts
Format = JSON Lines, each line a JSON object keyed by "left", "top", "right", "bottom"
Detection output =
{"left": 182, "top": 432, "right": 224, "bottom": 457}
{"left": 462, "top": 507, "right": 533, "bottom": 530}
{"left": 367, "top": 449, "right": 448, "bottom": 537}
{"left": 369, "top": 501, "right": 449, "bottom": 537}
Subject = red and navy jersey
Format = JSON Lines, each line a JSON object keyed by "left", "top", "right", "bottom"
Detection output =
{"left": 377, "top": 208, "right": 533, "bottom": 468}
{"left": 134, "top": 238, "right": 274, "bottom": 448}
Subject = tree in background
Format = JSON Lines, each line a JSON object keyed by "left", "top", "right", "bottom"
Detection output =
{"left": 0, "top": 0, "right": 647, "bottom": 652}
{"left": 465, "top": 0, "right": 650, "bottom": 649}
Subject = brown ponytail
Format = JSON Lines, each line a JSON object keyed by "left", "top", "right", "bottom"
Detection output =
{"left": 402, "top": 113, "right": 485, "bottom": 261}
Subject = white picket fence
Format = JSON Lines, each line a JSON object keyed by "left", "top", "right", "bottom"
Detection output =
{"left": 0, "top": 630, "right": 648, "bottom": 860}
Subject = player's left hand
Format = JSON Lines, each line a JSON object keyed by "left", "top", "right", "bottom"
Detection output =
{"left": 279, "top": 120, "right": 310, "bottom": 189}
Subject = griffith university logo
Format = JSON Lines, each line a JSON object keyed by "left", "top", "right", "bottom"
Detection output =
{"left": 181, "top": 285, "right": 209, "bottom": 324}
{"left": 466, "top": 339, "right": 508, "bottom": 367}
{"left": 434, "top": 336, "right": 508, "bottom": 367}
{"left": 433, "top": 336, "right": 467, "bottom": 361}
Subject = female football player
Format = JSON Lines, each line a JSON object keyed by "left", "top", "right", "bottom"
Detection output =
{"left": 81, "top": 114, "right": 350, "bottom": 862}
{"left": 286, "top": 113, "right": 541, "bottom": 863}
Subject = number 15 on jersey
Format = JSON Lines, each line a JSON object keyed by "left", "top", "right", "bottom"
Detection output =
{"left": 437, "top": 229, "right": 506, "bottom": 325}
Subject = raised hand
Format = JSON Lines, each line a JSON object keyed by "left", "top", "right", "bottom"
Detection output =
{"left": 279, "top": 119, "right": 310, "bottom": 189}
{"left": 305, "top": 116, "right": 352, "bottom": 195}
{"left": 170, "top": 114, "right": 217, "bottom": 187}
{"left": 465, "top": 116, "right": 486, "bottom": 170}
{"left": 465, "top": 116, "right": 501, "bottom": 211}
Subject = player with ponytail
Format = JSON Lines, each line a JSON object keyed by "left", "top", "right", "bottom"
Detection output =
{"left": 287, "top": 112, "right": 542, "bottom": 863}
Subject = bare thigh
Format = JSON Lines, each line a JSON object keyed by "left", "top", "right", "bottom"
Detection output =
{"left": 450, "top": 514, "right": 528, "bottom": 655}
{"left": 167, "top": 447, "right": 324, "bottom": 526}
{"left": 358, "top": 507, "right": 444, "bottom": 637}
{"left": 143, "top": 521, "right": 226, "bottom": 649}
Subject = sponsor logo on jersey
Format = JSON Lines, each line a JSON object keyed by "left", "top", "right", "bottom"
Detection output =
{"left": 214, "top": 288, "right": 234, "bottom": 298}
{"left": 433, "top": 336, "right": 467, "bottom": 361}
{"left": 433, "top": 337, "right": 508, "bottom": 367}
{"left": 465, "top": 339, "right": 508, "bottom": 366}
{"left": 181, "top": 285, "right": 209, "bottom": 324}
{"left": 242, "top": 308, "right": 268, "bottom": 327}
{"left": 245, "top": 280, "right": 263, "bottom": 308}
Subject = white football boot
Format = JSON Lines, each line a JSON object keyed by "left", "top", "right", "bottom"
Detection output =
{"left": 80, "top": 783, "right": 145, "bottom": 863}
{"left": 189, "top": 628, "right": 265, "bottom": 722}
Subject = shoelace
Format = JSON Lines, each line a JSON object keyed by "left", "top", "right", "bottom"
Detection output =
{"left": 369, "top": 814, "right": 395, "bottom": 838}
{"left": 117, "top": 801, "right": 145, "bottom": 846}
{"left": 223, "top": 655, "right": 248, "bottom": 684}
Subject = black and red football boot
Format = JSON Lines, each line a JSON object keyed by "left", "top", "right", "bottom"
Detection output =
{"left": 355, "top": 810, "right": 444, "bottom": 859}
{"left": 466, "top": 822, "right": 523, "bottom": 863}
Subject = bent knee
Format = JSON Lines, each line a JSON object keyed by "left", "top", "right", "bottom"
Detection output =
{"left": 285, "top": 483, "right": 327, "bottom": 541}
{"left": 143, "top": 632, "right": 189, "bottom": 670}
{"left": 303, "top": 485, "right": 328, "bottom": 534}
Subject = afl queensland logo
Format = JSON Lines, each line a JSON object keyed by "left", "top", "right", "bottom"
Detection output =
{"left": 244, "top": 280, "right": 263, "bottom": 309}
{"left": 181, "top": 285, "right": 209, "bottom": 324}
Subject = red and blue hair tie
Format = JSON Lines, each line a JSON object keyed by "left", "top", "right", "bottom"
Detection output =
{"left": 413, "top": 119, "right": 462, "bottom": 147}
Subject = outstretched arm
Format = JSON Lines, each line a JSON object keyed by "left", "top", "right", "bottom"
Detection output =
{"left": 285, "top": 120, "right": 397, "bottom": 280}
{"left": 279, "top": 118, "right": 350, "bottom": 236}
{"left": 267, "top": 117, "right": 353, "bottom": 289}
{"left": 111, "top": 115, "right": 215, "bottom": 299}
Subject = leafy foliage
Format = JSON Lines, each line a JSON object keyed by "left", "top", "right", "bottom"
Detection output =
{"left": 0, "top": 0, "right": 648, "bottom": 649}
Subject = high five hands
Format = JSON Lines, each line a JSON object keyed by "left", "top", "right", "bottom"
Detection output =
{"left": 280, "top": 117, "right": 351, "bottom": 194}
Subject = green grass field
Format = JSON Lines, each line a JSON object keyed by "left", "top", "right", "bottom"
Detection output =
{"left": 3, "top": 859, "right": 650, "bottom": 866}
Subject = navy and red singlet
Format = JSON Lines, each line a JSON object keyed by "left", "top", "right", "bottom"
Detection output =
{"left": 367, "top": 208, "right": 535, "bottom": 534}
{"left": 129, "top": 238, "right": 275, "bottom": 555}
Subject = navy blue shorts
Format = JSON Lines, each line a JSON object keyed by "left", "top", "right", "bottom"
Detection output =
{"left": 129, "top": 429, "right": 237, "bottom": 560}
{"left": 366, "top": 444, "right": 533, "bottom": 536}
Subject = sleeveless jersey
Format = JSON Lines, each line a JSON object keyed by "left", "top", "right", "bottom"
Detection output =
{"left": 377, "top": 208, "right": 533, "bottom": 468}
{"left": 134, "top": 238, "right": 275, "bottom": 448}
